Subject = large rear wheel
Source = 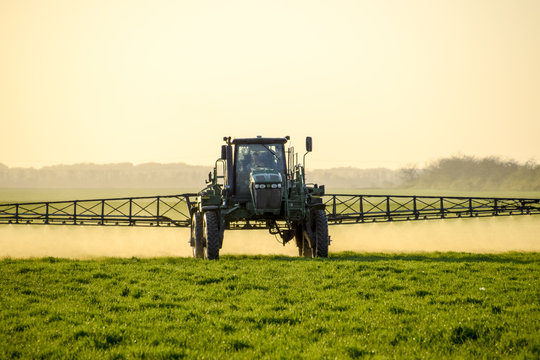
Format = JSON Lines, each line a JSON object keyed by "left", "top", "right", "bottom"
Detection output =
{"left": 204, "top": 211, "right": 220, "bottom": 260}
{"left": 191, "top": 212, "right": 204, "bottom": 258}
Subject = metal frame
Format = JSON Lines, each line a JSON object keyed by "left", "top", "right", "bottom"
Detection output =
{"left": 0, "top": 194, "right": 196, "bottom": 227}
{"left": 1, "top": 193, "right": 538, "bottom": 228}
{"left": 324, "top": 194, "right": 540, "bottom": 224}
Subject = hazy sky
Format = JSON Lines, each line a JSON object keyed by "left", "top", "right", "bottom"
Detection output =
{"left": 1, "top": 0, "right": 539, "bottom": 170}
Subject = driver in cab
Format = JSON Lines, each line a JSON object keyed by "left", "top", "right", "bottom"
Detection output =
{"left": 250, "top": 151, "right": 272, "bottom": 169}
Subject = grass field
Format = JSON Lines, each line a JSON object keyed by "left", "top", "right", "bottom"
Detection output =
{"left": 1, "top": 253, "right": 539, "bottom": 359}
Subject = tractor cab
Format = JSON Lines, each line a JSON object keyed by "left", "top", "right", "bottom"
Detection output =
{"left": 234, "top": 141, "right": 286, "bottom": 198}
{"left": 225, "top": 137, "right": 288, "bottom": 205}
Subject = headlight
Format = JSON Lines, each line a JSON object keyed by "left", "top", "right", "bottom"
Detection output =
{"left": 277, "top": 183, "right": 282, "bottom": 188}
{"left": 260, "top": 184, "right": 266, "bottom": 189}
{"left": 271, "top": 183, "right": 278, "bottom": 189}
{"left": 254, "top": 184, "right": 260, "bottom": 189}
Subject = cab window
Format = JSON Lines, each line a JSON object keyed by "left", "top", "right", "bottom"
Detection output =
{"left": 234, "top": 144, "right": 285, "bottom": 196}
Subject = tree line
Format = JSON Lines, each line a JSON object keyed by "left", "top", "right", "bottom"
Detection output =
{"left": 0, "top": 156, "right": 538, "bottom": 191}
{"left": 0, "top": 162, "right": 209, "bottom": 188}
{"left": 400, "top": 156, "right": 540, "bottom": 191}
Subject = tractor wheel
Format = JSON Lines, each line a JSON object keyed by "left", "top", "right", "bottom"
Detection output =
{"left": 204, "top": 211, "right": 220, "bottom": 260}
{"left": 191, "top": 212, "right": 204, "bottom": 258}
{"left": 313, "top": 209, "right": 329, "bottom": 258}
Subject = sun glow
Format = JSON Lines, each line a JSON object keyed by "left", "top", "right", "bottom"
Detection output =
{"left": 1, "top": 0, "right": 539, "bottom": 169}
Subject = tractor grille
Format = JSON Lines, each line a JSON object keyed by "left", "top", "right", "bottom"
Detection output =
{"left": 252, "top": 174, "right": 282, "bottom": 183}
{"left": 253, "top": 188, "right": 282, "bottom": 209}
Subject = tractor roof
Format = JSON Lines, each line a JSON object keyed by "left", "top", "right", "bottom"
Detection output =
{"left": 232, "top": 137, "right": 288, "bottom": 145}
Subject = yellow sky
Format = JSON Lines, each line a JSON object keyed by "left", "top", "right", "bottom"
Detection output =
{"left": 1, "top": 0, "right": 539, "bottom": 169}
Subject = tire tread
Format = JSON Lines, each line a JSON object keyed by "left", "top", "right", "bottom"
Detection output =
{"left": 204, "top": 211, "right": 220, "bottom": 260}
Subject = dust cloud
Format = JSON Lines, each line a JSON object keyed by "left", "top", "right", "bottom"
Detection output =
{"left": 0, "top": 226, "right": 298, "bottom": 259}
{"left": 0, "top": 216, "right": 538, "bottom": 259}
{"left": 330, "top": 216, "right": 540, "bottom": 253}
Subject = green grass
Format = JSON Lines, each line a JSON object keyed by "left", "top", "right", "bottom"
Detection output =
{"left": 1, "top": 253, "right": 539, "bottom": 359}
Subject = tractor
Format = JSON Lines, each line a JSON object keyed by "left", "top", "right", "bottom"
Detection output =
{"left": 189, "top": 136, "right": 328, "bottom": 259}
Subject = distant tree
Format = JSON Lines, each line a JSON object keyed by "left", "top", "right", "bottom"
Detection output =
{"left": 398, "top": 165, "right": 419, "bottom": 186}
{"left": 404, "top": 155, "right": 540, "bottom": 191}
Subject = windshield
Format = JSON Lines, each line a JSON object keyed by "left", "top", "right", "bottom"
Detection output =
{"left": 234, "top": 143, "right": 286, "bottom": 196}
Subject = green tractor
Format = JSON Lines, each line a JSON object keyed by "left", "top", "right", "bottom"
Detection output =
{"left": 190, "top": 136, "right": 329, "bottom": 259}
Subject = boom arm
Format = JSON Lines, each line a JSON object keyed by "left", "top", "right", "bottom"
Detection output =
{"left": 0, "top": 194, "right": 197, "bottom": 227}
{"left": 324, "top": 194, "right": 540, "bottom": 224}
{"left": 1, "top": 194, "right": 538, "bottom": 228}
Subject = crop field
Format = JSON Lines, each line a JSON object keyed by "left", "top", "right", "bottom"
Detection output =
{"left": 1, "top": 188, "right": 539, "bottom": 358}
{"left": 1, "top": 253, "right": 539, "bottom": 359}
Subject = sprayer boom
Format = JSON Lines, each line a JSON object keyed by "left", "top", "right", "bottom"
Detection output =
{"left": 1, "top": 193, "right": 538, "bottom": 228}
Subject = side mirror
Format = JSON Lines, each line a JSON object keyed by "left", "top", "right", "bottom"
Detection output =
{"left": 306, "top": 136, "right": 312, "bottom": 152}
{"left": 221, "top": 145, "right": 227, "bottom": 160}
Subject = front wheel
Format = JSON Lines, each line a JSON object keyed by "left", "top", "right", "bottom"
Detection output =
{"left": 204, "top": 211, "right": 220, "bottom": 260}
{"left": 191, "top": 212, "right": 204, "bottom": 258}
{"left": 313, "top": 209, "right": 329, "bottom": 258}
